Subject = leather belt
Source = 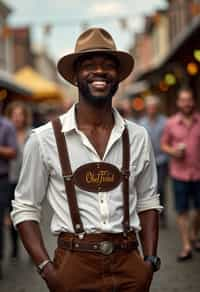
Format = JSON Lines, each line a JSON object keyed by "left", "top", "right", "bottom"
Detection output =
{"left": 58, "top": 238, "right": 138, "bottom": 256}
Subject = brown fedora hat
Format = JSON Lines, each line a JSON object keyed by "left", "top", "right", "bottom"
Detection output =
{"left": 57, "top": 27, "right": 134, "bottom": 86}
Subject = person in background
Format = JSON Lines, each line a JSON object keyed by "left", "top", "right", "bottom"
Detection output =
{"left": 44, "top": 108, "right": 59, "bottom": 123}
{"left": 139, "top": 95, "right": 168, "bottom": 227}
{"left": 114, "top": 97, "right": 135, "bottom": 121}
{"left": 0, "top": 100, "right": 17, "bottom": 278}
{"left": 5, "top": 101, "right": 32, "bottom": 260}
{"left": 161, "top": 87, "right": 200, "bottom": 261}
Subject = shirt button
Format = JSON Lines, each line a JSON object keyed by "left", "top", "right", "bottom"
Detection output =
{"left": 101, "top": 200, "right": 104, "bottom": 203}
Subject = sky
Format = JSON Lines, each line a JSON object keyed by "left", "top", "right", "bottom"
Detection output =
{"left": 5, "top": 0, "right": 167, "bottom": 61}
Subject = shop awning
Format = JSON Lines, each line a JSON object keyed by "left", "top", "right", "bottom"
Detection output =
{"left": 14, "top": 66, "right": 63, "bottom": 102}
{"left": 0, "top": 70, "right": 33, "bottom": 97}
{"left": 136, "top": 16, "right": 200, "bottom": 81}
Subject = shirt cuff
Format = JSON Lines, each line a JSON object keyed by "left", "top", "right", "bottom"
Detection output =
{"left": 11, "top": 200, "right": 41, "bottom": 228}
{"left": 136, "top": 194, "right": 163, "bottom": 213}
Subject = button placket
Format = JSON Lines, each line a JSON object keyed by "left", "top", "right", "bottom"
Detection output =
{"left": 98, "top": 192, "right": 109, "bottom": 227}
{"left": 78, "top": 130, "right": 100, "bottom": 160}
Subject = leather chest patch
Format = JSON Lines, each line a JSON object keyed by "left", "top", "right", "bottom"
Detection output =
{"left": 73, "top": 162, "right": 122, "bottom": 192}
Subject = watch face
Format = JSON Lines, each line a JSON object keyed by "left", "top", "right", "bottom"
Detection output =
{"left": 144, "top": 256, "right": 161, "bottom": 272}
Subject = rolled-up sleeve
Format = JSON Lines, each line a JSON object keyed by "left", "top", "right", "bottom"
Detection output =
{"left": 11, "top": 131, "right": 49, "bottom": 227}
{"left": 161, "top": 120, "right": 172, "bottom": 146}
{"left": 136, "top": 131, "right": 163, "bottom": 213}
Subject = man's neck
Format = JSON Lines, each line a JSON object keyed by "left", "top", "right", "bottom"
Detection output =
{"left": 17, "top": 127, "right": 26, "bottom": 133}
{"left": 179, "top": 112, "right": 195, "bottom": 126}
{"left": 76, "top": 99, "right": 114, "bottom": 129}
{"left": 180, "top": 111, "right": 194, "bottom": 121}
{"left": 147, "top": 114, "right": 158, "bottom": 122}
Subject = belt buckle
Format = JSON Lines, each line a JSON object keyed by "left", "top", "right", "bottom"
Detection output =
{"left": 99, "top": 241, "right": 114, "bottom": 255}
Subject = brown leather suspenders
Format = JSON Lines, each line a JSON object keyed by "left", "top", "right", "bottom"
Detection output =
{"left": 52, "top": 118, "right": 130, "bottom": 235}
{"left": 122, "top": 126, "right": 130, "bottom": 234}
{"left": 52, "top": 118, "right": 84, "bottom": 234}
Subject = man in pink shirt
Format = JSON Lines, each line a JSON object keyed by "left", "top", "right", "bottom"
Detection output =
{"left": 161, "top": 87, "right": 200, "bottom": 261}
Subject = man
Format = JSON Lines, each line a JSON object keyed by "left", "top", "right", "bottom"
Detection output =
{"left": 161, "top": 87, "right": 200, "bottom": 261}
{"left": 139, "top": 95, "right": 168, "bottom": 227}
{"left": 12, "top": 28, "right": 162, "bottom": 291}
{"left": 0, "top": 100, "right": 17, "bottom": 278}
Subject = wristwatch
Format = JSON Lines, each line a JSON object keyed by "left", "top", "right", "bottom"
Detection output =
{"left": 144, "top": 256, "right": 161, "bottom": 272}
{"left": 37, "top": 259, "right": 52, "bottom": 275}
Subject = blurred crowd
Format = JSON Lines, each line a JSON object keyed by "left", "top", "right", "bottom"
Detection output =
{"left": 0, "top": 86, "right": 200, "bottom": 278}
{"left": 117, "top": 87, "right": 200, "bottom": 263}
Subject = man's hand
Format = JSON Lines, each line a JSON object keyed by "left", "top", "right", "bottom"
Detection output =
{"left": 161, "top": 142, "right": 185, "bottom": 159}
{"left": 143, "top": 260, "right": 154, "bottom": 275}
{"left": 170, "top": 147, "right": 185, "bottom": 159}
{"left": 143, "top": 260, "right": 154, "bottom": 290}
{"left": 41, "top": 262, "right": 61, "bottom": 292}
{"left": 0, "top": 146, "right": 16, "bottom": 159}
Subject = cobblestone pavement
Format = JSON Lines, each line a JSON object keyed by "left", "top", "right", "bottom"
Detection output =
{"left": 1, "top": 186, "right": 200, "bottom": 292}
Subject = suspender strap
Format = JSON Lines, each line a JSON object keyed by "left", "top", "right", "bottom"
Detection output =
{"left": 122, "top": 126, "right": 130, "bottom": 234}
{"left": 52, "top": 118, "right": 84, "bottom": 234}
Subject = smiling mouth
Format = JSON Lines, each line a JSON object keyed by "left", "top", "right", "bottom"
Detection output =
{"left": 91, "top": 80, "right": 108, "bottom": 89}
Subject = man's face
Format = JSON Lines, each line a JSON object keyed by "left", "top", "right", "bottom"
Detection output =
{"left": 76, "top": 54, "right": 119, "bottom": 106}
{"left": 11, "top": 106, "right": 25, "bottom": 129}
{"left": 146, "top": 103, "right": 159, "bottom": 117}
{"left": 177, "top": 90, "right": 195, "bottom": 116}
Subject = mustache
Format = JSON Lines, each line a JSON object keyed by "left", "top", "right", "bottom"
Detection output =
{"left": 87, "top": 74, "right": 114, "bottom": 83}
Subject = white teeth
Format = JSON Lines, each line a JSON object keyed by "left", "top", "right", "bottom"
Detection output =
{"left": 92, "top": 81, "right": 106, "bottom": 88}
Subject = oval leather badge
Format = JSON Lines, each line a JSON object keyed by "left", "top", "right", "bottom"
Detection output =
{"left": 73, "top": 162, "right": 122, "bottom": 192}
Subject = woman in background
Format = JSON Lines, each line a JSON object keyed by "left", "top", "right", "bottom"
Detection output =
{"left": 5, "top": 101, "right": 32, "bottom": 259}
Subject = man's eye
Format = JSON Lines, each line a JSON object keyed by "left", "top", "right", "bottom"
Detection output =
{"left": 83, "top": 63, "right": 94, "bottom": 70}
{"left": 104, "top": 63, "right": 116, "bottom": 70}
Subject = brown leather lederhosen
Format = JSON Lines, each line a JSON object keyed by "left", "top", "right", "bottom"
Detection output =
{"left": 52, "top": 117, "right": 131, "bottom": 237}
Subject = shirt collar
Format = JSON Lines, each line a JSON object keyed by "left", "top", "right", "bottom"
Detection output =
{"left": 177, "top": 112, "right": 199, "bottom": 124}
{"left": 61, "top": 104, "right": 78, "bottom": 133}
{"left": 61, "top": 103, "right": 125, "bottom": 134}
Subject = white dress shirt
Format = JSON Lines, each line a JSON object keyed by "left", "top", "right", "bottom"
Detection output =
{"left": 11, "top": 105, "right": 162, "bottom": 235}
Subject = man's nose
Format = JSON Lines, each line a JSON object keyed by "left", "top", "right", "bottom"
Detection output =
{"left": 94, "top": 65, "right": 105, "bottom": 73}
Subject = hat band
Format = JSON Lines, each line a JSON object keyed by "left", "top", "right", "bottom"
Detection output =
{"left": 77, "top": 47, "right": 114, "bottom": 53}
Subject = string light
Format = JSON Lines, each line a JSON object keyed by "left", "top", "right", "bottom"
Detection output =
{"left": 159, "top": 81, "right": 169, "bottom": 92}
{"left": 193, "top": 50, "right": 200, "bottom": 62}
{"left": 187, "top": 62, "right": 199, "bottom": 75}
{"left": 0, "top": 89, "right": 7, "bottom": 101}
{"left": 164, "top": 73, "right": 176, "bottom": 86}
{"left": 132, "top": 97, "right": 144, "bottom": 111}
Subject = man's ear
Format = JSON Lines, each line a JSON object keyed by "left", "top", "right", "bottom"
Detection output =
{"left": 72, "top": 62, "right": 78, "bottom": 86}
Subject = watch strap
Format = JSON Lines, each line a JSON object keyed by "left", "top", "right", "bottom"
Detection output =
{"left": 144, "top": 256, "right": 161, "bottom": 272}
{"left": 37, "top": 259, "right": 52, "bottom": 274}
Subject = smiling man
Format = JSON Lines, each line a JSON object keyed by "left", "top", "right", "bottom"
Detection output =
{"left": 11, "top": 28, "right": 162, "bottom": 291}
{"left": 161, "top": 87, "right": 200, "bottom": 262}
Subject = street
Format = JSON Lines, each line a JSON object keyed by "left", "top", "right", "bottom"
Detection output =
{"left": 1, "top": 183, "right": 200, "bottom": 292}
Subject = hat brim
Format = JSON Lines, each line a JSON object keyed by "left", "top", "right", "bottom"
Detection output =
{"left": 57, "top": 49, "right": 134, "bottom": 86}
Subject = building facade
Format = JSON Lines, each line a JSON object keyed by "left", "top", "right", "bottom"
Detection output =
{"left": 0, "top": 1, "right": 12, "bottom": 72}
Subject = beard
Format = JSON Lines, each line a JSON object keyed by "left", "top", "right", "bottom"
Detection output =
{"left": 180, "top": 106, "right": 194, "bottom": 116}
{"left": 77, "top": 77, "right": 119, "bottom": 107}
